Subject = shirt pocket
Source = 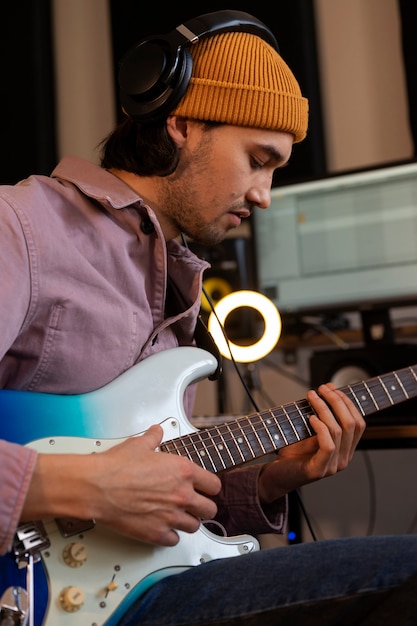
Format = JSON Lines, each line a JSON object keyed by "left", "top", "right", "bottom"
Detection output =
{"left": 26, "top": 303, "right": 141, "bottom": 393}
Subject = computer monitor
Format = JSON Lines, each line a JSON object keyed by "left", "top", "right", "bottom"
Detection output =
{"left": 253, "top": 161, "right": 417, "bottom": 316}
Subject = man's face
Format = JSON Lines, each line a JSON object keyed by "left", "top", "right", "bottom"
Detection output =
{"left": 157, "top": 121, "right": 294, "bottom": 246}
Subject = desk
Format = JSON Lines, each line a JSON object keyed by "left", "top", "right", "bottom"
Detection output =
{"left": 360, "top": 424, "right": 417, "bottom": 449}
{"left": 278, "top": 322, "right": 417, "bottom": 352}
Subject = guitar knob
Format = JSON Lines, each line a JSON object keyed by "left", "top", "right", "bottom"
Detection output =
{"left": 63, "top": 542, "right": 87, "bottom": 567}
{"left": 59, "top": 586, "right": 85, "bottom": 612}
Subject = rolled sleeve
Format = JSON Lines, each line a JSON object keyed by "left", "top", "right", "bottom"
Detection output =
{"left": 213, "top": 464, "right": 288, "bottom": 537}
{"left": 0, "top": 440, "right": 38, "bottom": 555}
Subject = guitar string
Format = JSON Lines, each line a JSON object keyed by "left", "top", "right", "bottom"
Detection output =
{"left": 180, "top": 235, "right": 417, "bottom": 541}
{"left": 162, "top": 369, "right": 417, "bottom": 470}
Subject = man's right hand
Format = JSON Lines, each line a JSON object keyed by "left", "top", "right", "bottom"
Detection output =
{"left": 22, "top": 424, "right": 222, "bottom": 547}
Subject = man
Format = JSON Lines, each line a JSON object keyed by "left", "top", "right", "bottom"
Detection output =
{"left": 1, "top": 11, "right": 417, "bottom": 626}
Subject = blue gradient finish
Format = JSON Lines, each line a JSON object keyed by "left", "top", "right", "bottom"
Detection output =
{"left": 0, "top": 347, "right": 220, "bottom": 626}
{"left": 1, "top": 389, "right": 97, "bottom": 443}
{"left": 0, "top": 346, "right": 219, "bottom": 447}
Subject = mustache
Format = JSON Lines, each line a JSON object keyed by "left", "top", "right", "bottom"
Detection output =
{"left": 229, "top": 201, "right": 253, "bottom": 215}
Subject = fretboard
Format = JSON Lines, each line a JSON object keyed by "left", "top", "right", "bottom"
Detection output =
{"left": 161, "top": 364, "right": 417, "bottom": 473}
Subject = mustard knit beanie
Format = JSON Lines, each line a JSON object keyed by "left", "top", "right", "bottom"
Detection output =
{"left": 173, "top": 31, "right": 309, "bottom": 143}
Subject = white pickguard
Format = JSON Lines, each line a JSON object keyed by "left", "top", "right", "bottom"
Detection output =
{"left": 4, "top": 347, "right": 260, "bottom": 625}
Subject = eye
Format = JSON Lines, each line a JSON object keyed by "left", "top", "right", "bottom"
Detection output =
{"left": 250, "top": 156, "right": 264, "bottom": 170}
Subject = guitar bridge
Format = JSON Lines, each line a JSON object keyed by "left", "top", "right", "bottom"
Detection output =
{"left": 0, "top": 586, "right": 28, "bottom": 625}
{"left": 12, "top": 521, "right": 50, "bottom": 568}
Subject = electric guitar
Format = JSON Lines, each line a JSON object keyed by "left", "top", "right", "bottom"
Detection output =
{"left": 1, "top": 346, "right": 417, "bottom": 626}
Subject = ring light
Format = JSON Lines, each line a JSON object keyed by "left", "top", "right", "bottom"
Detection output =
{"left": 208, "top": 290, "right": 282, "bottom": 363}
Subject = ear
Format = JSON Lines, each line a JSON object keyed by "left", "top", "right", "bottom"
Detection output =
{"left": 166, "top": 115, "right": 189, "bottom": 147}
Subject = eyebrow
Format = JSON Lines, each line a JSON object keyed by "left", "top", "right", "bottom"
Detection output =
{"left": 260, "top": 144, "right": 290, "bottom": 167}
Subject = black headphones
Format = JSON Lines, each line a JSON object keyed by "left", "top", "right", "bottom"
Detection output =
{"left": 118, "top": 10, "right": 279, "bottom": 123}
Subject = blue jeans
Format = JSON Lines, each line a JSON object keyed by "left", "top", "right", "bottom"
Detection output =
{"left": 118, "top": 535, "right": 417, "bottom": 625}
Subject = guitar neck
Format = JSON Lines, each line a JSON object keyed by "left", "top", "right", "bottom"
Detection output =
{"left": 161, "top": 364, "right": 417, "bottom": 473}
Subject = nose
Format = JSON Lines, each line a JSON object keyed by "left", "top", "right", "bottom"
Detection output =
{"left": 246, "top": 182, "right": 271, "bottom": 210}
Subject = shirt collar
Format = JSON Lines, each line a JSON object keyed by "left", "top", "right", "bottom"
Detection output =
{"left": 51, "top": 156, "right": 142, "bottom": 210}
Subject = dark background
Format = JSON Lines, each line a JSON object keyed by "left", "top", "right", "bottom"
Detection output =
{"left": 0, "top": 0, "right": 57, "bottom": 185}
{"left": 1, "top": 1, "right": 416, "bottom": 185}
{"left": 108, "top": 0, "right": 327, "bottom": 186}
{"left": 1, "top": 1, "right": 417, "bottom": 431}
{"left": 2, "top": 0, "right": 325, "bottom": 185}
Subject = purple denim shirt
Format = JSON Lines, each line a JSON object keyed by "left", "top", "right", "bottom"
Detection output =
{"left": 0, "top": 156, "right": 287, "bottom": 554}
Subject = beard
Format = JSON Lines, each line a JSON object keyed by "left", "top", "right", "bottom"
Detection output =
{"left": 156, "top": 133, "right": 236, "bottom": 247}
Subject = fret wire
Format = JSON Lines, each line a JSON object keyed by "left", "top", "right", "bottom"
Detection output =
{"left": 281, "top": 406, "right": 301, "bottom": 440}
{"left": 378, "top": 374, "right": 405, "bottom": 405}
{"left": 347, "top": 382, "right": 369, "bottom": 415}
{"left": 259, "top": 412, "right": 284, "bottom": 452}
{"left": 263, "top": 410, "right": 294, "bottom": 452}
{"left": 253, "top": 414, "right": 277, "bottom": 452}
{"left": 209, "top": 424, "right": 239, "bottom": 469}
{"left": 159, "top": 364, "right": 417, "bottom": 473}
{"left": 163, "top": 434, "right": 215, "bottom": 471}
{"left": 165, "top": 405, "right": 314, "bottom": 461}
{"left": 163, "top": 438, "right": 187, "bottom": 458}
{"left": 346, "top": 366, "right": 417, "bottom": 417}
{"left": 271, "top": 407, "right": 302, "bottom": 445}
{"left": 174, "top": 434, "right": 200, "bottom": 466}
{"left": 192, "top": 430, "right": 224, "bottom": 472}
{"left": 210, "top": 426, "right": 232, "bottom": 469}
{"left": 293, "top": 402, "right": 314, "bottom": 423}
{"left": 410, "top": 366, "right": 417, "bottom": 383}
{"left": 367, "top": 375, "right": 406, "bottom": 408}
{"left": 199, "top": 421, "right": 256, "bottom": 466}
{"left": 267, "top": 408, "right": 290, "bottom": 446}
{"left": 235, "top": 420, "right": 257, "bottom": 458}
{"left": 239, "top": 409, "right": 288, "bottom": 450}
{"left": 182, "top": 433, "right": 206, "bottom": 467}
{"left": 396, "top": 368, "right": 417, "bottom": 398}
{"left": 192, "top": 429, "right": 226, "bottom": 471}
{"left": 258, "top": 412, "right": 276, "bottom": 448}
{"left": 250, "top": 408, "right": 309, "bottom": 446}
{"left": 224, "top": 422, "right": 246, "bottom": 463}
{"left": 230, "top": 418, "right": 256, "bottom": 459}
{"left": 393, "top": 372, "right": 409, "bottom": 399}
{"left": 217, "top": 423, "right": 247, "bottom": 465}
{"left": 247, "top": 414, "right": 268, "bottom": 455}
{"left": 356, "top": 381, "right": 378, "bottom": 412}
{"left": 372, "top": 376, "right": 393, "bottom": 406}
{"left": 257, "top": 413, "right": 291, "bottom": 454}
{"left": 239, "top": 421, "right": 262, "bottom": 457}
{"left": 196, "top": 423, "right": 250, "bottom": 454}
{"left": 211, "top": 426, "right": 233, "bottom": 461}
{"left": 294, "top": 401, "right": 314, "bottom": 436}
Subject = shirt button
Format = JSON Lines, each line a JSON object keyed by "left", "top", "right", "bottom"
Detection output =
{"left": 140, "top": 217, "right": 155, "bottom": 234}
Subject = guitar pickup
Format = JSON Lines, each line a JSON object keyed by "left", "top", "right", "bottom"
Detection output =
{"left": 13, "top": 521, "right": 50, "bottom": 568}
{"left": 55, "top": 517, "right": 96, "bottom": 537}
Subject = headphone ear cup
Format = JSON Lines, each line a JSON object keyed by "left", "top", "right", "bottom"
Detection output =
{"left": 118, "top": 10, "right": 279, "bottom": 123}
{"left": 119, "top": 40, "right": 193, "bottom": 122}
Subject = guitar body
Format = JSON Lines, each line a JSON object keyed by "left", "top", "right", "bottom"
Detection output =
{"left": 3, "top": 345, "right": 417, "bottom": 625}
{"left": 0, "top": 347, "right": 259, "bottom": 626}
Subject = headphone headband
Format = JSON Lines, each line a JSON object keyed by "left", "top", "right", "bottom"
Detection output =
{"left": 172, "top": 11, "right": 279, "bottom": 50}
{"left": 118, "top": 10, "right": 279, "bottom": 123}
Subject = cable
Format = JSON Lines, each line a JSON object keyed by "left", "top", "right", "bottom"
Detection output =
{"left": 181, "top": 233, "right": 319, "bottom": 541}
{"left": 201, "top": 280, "right": 260, "bottom": 413}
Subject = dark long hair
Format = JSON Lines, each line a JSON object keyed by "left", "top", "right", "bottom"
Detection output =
{"left": 100, "top": 117, "right": 179, "bottom": 177}
{"left": 100, "top": 117, "right": 222, "bottom": 177}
